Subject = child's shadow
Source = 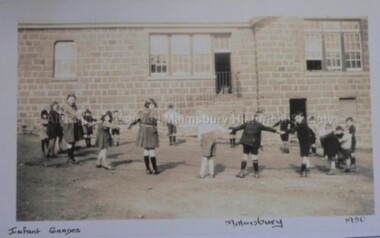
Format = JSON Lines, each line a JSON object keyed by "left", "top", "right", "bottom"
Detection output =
{"left": 159, "top": 161, "right": 186, "bottom": 173}
{"left": 118, "top": 141, "right": 133, "bottom": 146}
{"left": 112, "top": 159, "right": 139, "bottom": 167}
{"left": 108, "top": 153, "right": 125, "bottom": 159}
{"left": 214, "top": 164, "right": 225, "bottom": 176}
{"left": 174, "top": 139, "right": 186, "bottom": 146}
{"left": 314, "top": 164, "right": 330, "bottom": 173}
{"left": 288, "top": 164, "right": 301, "bottom": 173}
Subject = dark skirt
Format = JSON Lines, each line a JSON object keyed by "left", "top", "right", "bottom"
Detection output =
{"left": 47, "top": 124, "right": 62, "bottom": 139}
{"left": 136, "top": 125, "right": 159, "bottom": 148}
{"left": 63, "top": 123, "right": 83, "bottom": 143}
{"left": 82, "top": 125, "right": 94, "bottom": 135}
{"left": 95, "top": 128, "right": 112, "bottom": 149}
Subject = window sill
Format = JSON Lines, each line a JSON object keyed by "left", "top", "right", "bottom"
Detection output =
{"left": 52, "top": 77, "right": 78, "bottom": 82}
{"left": 147, "top": 75, "right": 216, "bottom": 81}
{"left": 305, "top": 70, "right": 369, "bottom": 77}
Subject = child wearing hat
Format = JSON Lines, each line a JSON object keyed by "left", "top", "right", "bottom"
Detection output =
{"left": 129, "top": 98, "right": 160, "bottom": 175}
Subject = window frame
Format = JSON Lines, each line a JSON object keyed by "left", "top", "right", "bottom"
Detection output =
{"left": 304, "top": 19, "right": 363, "bottom": 72}
{"left": 53, "top": 41, "right": 77, "bottom": 80}
{"left": 148, "top": 33, "right": 225, "bottom": 79}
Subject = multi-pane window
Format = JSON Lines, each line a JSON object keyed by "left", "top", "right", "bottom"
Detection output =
{"left": 150, "top": 35, "right": 168, "bottom": 75}
{"left": 304, "top": 20, "right": 363, "bottom": 71}
{"left": 193, "top": 35, "right": 211, "bottom": 74}
{"left": 149, "top": 34, "right": 218, "bottom": 77}
{"left": 171, "top": 35, "right": 190, "bottom": 75}
{"left": 54, "top": 41, "right": 77, "bottom": 79}
{"left": 213, "top": 34, "right": 231, "bottom": 52}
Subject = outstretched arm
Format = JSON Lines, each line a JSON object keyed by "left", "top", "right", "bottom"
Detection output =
{"left": 229, "top": 123, "right": 245, "bottom": 134}
{"left": 128, "top": 118, "right": 141, "bottom": 129}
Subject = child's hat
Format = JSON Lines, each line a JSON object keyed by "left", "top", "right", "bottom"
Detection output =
{"left": 144, "top": 98, "right": 157, "bottom": 108}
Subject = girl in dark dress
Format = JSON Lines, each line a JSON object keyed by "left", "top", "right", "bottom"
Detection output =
{"left": 62, "top": 94, "right": 83, "bottom": 164}
{"left": 46, "top": 101, "right": 61, "bottom": 159}
{"left": 95, "top": 111, "right": 120, "bottom": 170}
{"left": 128, "top": 98, "right": 160, "bottom": 175}
{"left": 82, "top": 109, "right": 96, "bottom": 147}
{"left": 285, "top": 112, "right": 315, "bottom": 177}
{"left": 39, "top": 110, "right": 49, "bottom": 157}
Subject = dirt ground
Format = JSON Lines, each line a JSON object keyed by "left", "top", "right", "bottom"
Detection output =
{"left": 17, "top": 131, "right": 374, "bottom": 221}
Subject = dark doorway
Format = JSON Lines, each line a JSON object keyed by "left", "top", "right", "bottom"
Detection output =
{"left": 214, "top": 53, "right": 231, "bottom": 94}
{"left": 289, "top": 98, "right": 307, "bottom": 124}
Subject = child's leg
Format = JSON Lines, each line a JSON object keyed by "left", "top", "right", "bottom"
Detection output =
{"left": 251, "top": 154, "right": 259, "bottom": 177}
{"left": 96, "top": 149, "right": 103, "bottom": 167}
{"left": 67, "top": 142, "right": 78, "bottom": 164}
{"left": 143, "top": 149, "right": 151, "bottom": 173}
{"left": 300, "top": 156, "right": 308, "bottom": 176}
{"left": 41, "top": 139, "right": 46, "bottom": 155}
{"left": 101, "top": 148, "right": 114, "bottom": 169}
{"left": 47, "top": 137, "right": 57, "bottom": 157}
{"left": 350, "top": 151, "right": 357, "bottom": 170}
{"left": 209, "top": 157, "right": 215, "bottom": 177}
{"left": 236, "top": 153, "right": 249, "bottom": 178}
{"left": 327, "top": 155, "right": 337, "bottom": 175}
{"left": 172, "top": 132, "right": 176, "bottom": 144}
{"left": 149, "top": 149, "right": 159, "bottom": 174}
{"left": 200, "top": 157, "right": 208, "bottom": 177}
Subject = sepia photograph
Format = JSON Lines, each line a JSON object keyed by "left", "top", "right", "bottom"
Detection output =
{"left": 1, "top": 0, "right": 380, "bottom": 237}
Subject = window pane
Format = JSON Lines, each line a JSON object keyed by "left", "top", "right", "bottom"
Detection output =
{"left": 344, "top": 32, "right": 362, "bottom": 70}
{"left": 213, "top": 34, "right": 231, "bottom": 52}
{"left": 54, "top": 41, "right": 76, "bottom": 78}
{"left": 324, "top": 32, "right": 342, "bottom": 70}
{"left": 305, "top": 32, "right": 322, "bottom": 60}
{"left": 150, "top": 35, "right": 168, "bottom": 54}
{"left": 171, "top": 35, "right": 190, "bottom": 74}
{"left": 194, "top": 35, "right": 211, "bottom": 74}
{"left": 150, "top": 35, "right": 168, "bottom": 75}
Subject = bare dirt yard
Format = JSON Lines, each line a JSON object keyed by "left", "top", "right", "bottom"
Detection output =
{"left": 17, "top": 132, "right": 374, "bottom": 221}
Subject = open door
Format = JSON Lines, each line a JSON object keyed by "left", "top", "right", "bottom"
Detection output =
{"left": 289, "top": 98, "right": 307, "bottom": 124}
{"left": 214, "top": 53, "right": 231, "bottom": 94}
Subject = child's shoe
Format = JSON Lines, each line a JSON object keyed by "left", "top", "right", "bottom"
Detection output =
{"left": 235, "top": 171, "right": 245, "bottom": 178}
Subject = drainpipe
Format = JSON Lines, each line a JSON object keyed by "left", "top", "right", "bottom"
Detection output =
{"left": 252, "top": 26, "right": 260, "bottom": 112}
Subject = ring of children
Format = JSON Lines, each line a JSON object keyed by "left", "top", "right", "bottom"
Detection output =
{"left": 17, "top": 127, "right": 374, "bottom": 220}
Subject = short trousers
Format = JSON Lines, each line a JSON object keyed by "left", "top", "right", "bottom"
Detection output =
{"left": 242, "top": 144, "right": 259, "bottom": 155}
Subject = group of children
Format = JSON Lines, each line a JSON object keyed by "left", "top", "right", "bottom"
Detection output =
{"left": 38, "top": 95, "right": 358, "bottom": 178}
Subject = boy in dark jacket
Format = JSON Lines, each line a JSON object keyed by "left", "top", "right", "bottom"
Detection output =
{"left": 285, "top": 112, "right": 315, "bottom": 177}
{"left": 230, "top": 112, "right": 282, "bottom": 178}
{"left": 321, "top": 126, "right": 343, "bottom": 175}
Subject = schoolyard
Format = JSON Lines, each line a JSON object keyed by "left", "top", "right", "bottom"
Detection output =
{"left": 16, "top": 130, "right": 374, "bottom": 221}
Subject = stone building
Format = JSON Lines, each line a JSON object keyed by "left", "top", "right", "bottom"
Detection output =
{"left": 17, "top": 17, "right": 372, "bottom": 148}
